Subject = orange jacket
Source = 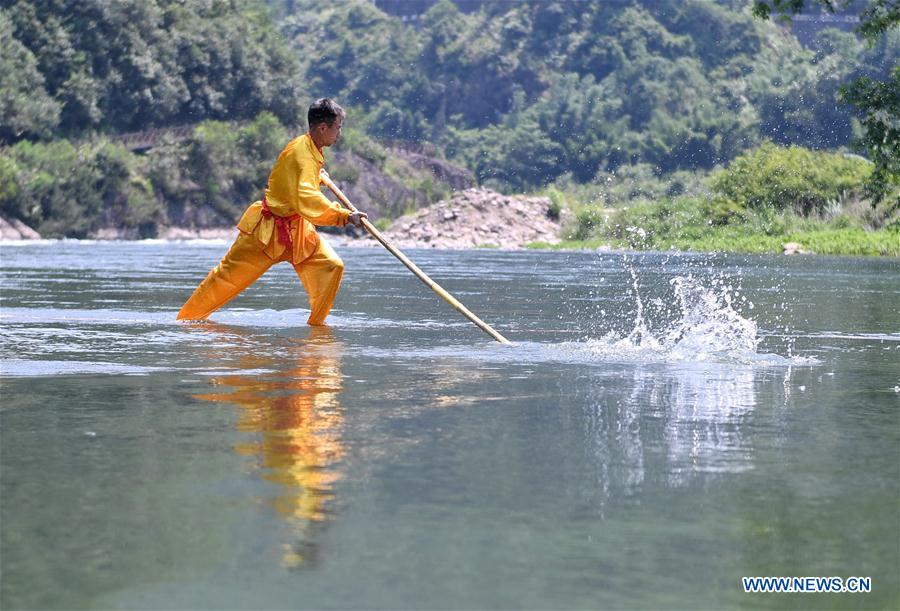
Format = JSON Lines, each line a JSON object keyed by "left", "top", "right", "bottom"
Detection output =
{"left": 237, "top": 133, "right": 350, "bottom": 262}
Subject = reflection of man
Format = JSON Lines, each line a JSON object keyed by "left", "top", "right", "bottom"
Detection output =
{"left": 193, "top": 326, "right": 345, "bottom": 568}
{"left": 177, "top": 98, "right": 367, "bottom": 325}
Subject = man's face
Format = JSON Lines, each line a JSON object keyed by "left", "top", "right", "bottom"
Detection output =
{"left": 321, "top": 116, "right": 343, "bottom": 147}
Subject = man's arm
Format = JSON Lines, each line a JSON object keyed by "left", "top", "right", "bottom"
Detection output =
{"left": 296, "top": 160, "right": 352, "bottom": 226}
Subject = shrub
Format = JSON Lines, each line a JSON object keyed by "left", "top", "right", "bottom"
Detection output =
{"left": 710, "top": 142, "right": 872, "bottom": 216}
{"left": 0, "top": 156, "right": 22, "bottom": 213}
{"left": 573, "top": 205, "right": 609, "bottom": 240}
{"left": 0, "top": 139, "right": 162, "bottom": 237}
{"left": 544, "top": 186, "right": 566, "bottom": 220}
{"left": 183, "top": 113, "right": 290, "bottom": 221}
{"left": 601, "top": 196, "right": 747, "bottom": 246}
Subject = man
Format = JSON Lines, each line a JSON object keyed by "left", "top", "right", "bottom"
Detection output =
{"left": 177, "top": 98, "right": 367, "bottom": 325}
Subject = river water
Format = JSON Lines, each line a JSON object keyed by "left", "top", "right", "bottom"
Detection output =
{"left": 1, "top": 240, "right": 898, "bottom": 610}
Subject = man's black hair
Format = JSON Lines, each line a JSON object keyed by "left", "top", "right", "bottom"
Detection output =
{"left": 308, "top": 98, "right": 345, "bottom": 128}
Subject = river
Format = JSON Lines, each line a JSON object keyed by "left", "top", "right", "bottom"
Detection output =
{"left": 1, "top": 240, "right": 898, "bottom": 609}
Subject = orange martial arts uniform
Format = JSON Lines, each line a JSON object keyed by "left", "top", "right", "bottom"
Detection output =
{"left": 177, "top": 133, "right": 352, "bottom": 325}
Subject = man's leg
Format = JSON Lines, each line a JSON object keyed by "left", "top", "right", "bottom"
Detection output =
{"left": 177, "top": 232, "right": 276, "bottom": 320}
{"left": 293, "top": 237, "right": 345, "bottom": 326}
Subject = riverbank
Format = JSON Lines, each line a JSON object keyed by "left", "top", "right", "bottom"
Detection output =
{"left": 4, "top": 177, "right": 896, "bottom": 257}
{"left": 4, "top": 228, "right": 896, "bottom": 258}
{"left": 529, "top": 227, "right": 900, "bottom": 257}
{"left": 0, "top": 222, "right": 900, "bottom": 257}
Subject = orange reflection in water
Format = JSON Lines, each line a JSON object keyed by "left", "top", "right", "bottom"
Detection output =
{"left": 192, "top": 325, "right": 345, "bottom": 568}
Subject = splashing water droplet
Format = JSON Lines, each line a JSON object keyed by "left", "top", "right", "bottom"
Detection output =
{"left": 577, "top": 274, "right": 777, "bottom": 364}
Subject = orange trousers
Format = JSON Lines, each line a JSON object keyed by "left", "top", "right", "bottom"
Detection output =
{"left": 177, "top": 232, "right": 344, "bottom": 325}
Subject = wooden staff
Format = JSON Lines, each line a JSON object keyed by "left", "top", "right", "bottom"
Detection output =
{"left": 320, "top": 169, "right": 511, "bottom": 345}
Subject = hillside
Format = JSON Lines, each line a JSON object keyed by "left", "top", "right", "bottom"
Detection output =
{"left": 1, "top": 0, "right": 896, "bottom": 242}
{"left": 0, "top": 127, "right": 474, "bottom": 239}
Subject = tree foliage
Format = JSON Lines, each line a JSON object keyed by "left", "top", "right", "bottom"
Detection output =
{"left": 280, "top": 0, "right": 893, "bottom": 193}
{"left": 2, "top": 0, "right": 896, "bottom": 237}
{"left": 0, "top": 139, "right": 161, "bottom": 237}
{"left": 0, "top": 11, "right": 60, "bottom": 142}
{"left": 841, "top": 66, "right": 900, "bottom": 206}
{"left": 1, "top": 0, "right": 304, "bottom": 140}
{"left": 752, "top": 0, "right": 899, "bottom": 203}
{"left": 147, "top": 112, "right": 291, "bottom": 225}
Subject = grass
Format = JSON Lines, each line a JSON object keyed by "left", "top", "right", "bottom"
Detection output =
{"left": 529, "top": 226, "right": 900, "bottom": 256}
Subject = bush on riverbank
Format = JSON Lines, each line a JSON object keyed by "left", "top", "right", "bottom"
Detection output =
{"left": 0, "top": 113, "right": 290, "bottom": 237}
{"left": 154, "top": 112, "right": 291, "bottom": 225}
{"left": 0, "top": 139, "right": 161, "bottom": 238}
{"left": 547, "top": 144, "right": 897, "bottom": 256}
{"left": 709, "top": 143, "right": 873, "bottom": 217}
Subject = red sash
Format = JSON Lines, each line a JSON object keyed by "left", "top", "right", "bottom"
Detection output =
{"left": 261, "top": 196, "right": 301, "bottom": 250}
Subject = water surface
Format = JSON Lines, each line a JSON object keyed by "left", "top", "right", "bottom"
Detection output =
{"left": 1, "top": 240, "right": 898, "bottom": 609}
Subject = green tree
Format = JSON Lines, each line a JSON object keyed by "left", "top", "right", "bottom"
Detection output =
{"left": 752, "top": 0, "right": 899, "bottom": 203}
{"left": 710, "top": 142, "right": 872, "bottom": 215}
{"left": 842, "top": 67, "right": 900, "bottom": 207}
{"left": 181, "top": 112, "right": 291, "bottom": 222}
{"left": 0, "top": 139, "right": 162, "bottom": 237}
{"left": 4, "top": 0, "right": 303, "bottom": 139}
{"left": 445, "top": 119, "right": 564, "bottom": 192}
{"left": 0, "top": 10, "right": 60, "bottom": 142}
{"left": 282, "top": 0, "right": 424, "bottom": 126}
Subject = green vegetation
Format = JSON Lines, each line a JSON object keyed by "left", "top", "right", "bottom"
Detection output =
{"left": 0, "top": 113, "right": 291, "bottom": 237}
{"left": 1, "top": 0, "right": 303, "bottom": 140}
{"left": 0, "top": 0, "right": 896, "bottom": 255}
{"left": 753, "top": 0, "right": 899, "bottom": 205}
{"left": 334, "top": 127, "right": 388, "bottom": 169}
{"left": 0, "top": 138, "right": 160, "bottom": 238}
{"left": 534, "top": 227, "right": 899, "bottom": 257}
{"left": 282, "top": 0, "right": 895, "bottom": 193}
{"left": 152, "top": 112, "right": 291, "bottom": 224}
{"left": 709, "top": 143, "right": 872, "bottom": 216}
{"left": 281, "top": 0, "right": 898, "bottom": 256}
{"left": 840, "top": 66, "right": 900, "bottom": 207}
{"left": 541, "top": 144, "right": 898, "bottom": 256}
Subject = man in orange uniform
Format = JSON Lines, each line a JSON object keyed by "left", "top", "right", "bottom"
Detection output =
{"left": 177, "top": 99, "right": 367, "bottom": 325}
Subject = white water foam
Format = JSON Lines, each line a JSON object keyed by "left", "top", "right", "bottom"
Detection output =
{"left": 550, "top": 274, "right": 813, "bottom": 365}
{"left": 585, "top": 275, "right": 759, "bottom": 362}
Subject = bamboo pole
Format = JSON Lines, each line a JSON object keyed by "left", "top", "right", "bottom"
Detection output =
{"left": 320, "top": 169, "right": 511, "bottom": 344}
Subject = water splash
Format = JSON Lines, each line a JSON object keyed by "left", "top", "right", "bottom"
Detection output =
{"left": 660, "top": 275, "right": 759, "bottom": 360}
{"left": 355, "top": 273, "right": 808, "bottom": 367}
{"left": 571, "top": 274, "right": 792, "bottom": 365}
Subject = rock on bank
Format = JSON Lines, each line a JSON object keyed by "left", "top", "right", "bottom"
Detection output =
{"left": 380, "top": 188, "right": 563, "bottom": 249}
{"left": 0, "top": 216, "right": 41, "bottom": 239}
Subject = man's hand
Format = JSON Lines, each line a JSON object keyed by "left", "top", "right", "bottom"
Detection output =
{"left": 348, "top": 211, "right": 368, "bottom": 228}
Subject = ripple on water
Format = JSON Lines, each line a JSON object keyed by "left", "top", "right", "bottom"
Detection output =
{"left": 1, "top": 273, "right": 822, "bottom": 371}
{"left": 0, "top": 307, "right": 468, "bottom": 330}
{"left": 0, "top": 359, "right": 165, "bottom": 377}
